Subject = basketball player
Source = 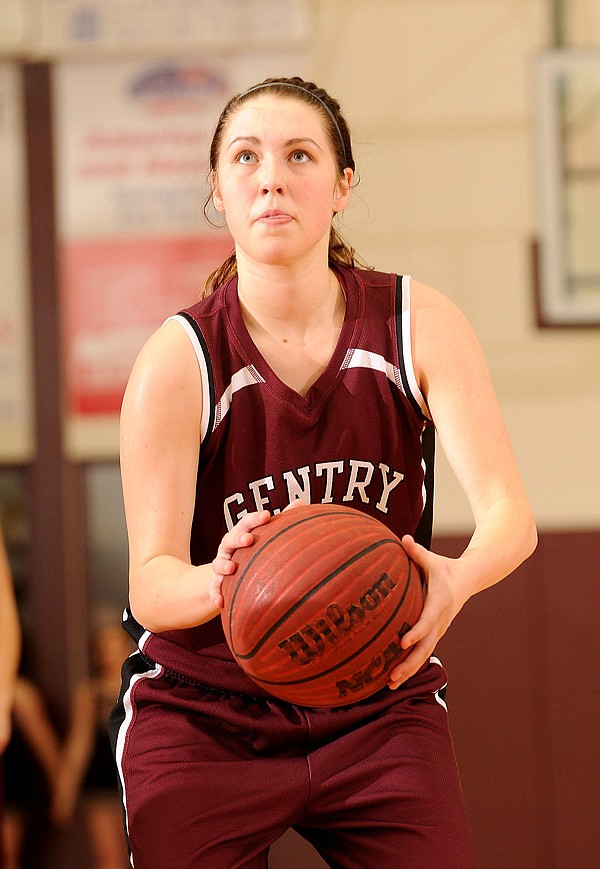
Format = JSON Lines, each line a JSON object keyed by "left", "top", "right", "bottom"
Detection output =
{"left": 111, "top": 77, "right": 537, "bottom": 868}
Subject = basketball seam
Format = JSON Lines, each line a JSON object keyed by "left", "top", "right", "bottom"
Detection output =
{"left": 226, "top": 509, "right": 396, "bottom": 652}
{"left": 232, "top": 537, "right": 405, "bottom": 661}
{"left": 241, "top": 559, "right": 414, "bottom": 688}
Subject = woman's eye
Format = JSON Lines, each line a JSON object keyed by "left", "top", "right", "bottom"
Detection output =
{"left": 290, "top": 150, "right": 309, "bottom": 163}
{"left": 237, "top": 152, "right": 255, "bottom": 164}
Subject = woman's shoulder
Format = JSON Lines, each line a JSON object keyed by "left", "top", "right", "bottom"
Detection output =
{"left": 122, "top": 316, "right": 203, "bottom": 420}
{"left": 348, "top": 267, "right": 467, "bottom": 325}
{"left": 342, "top": 264, "right": 395, "bottom": 290}
{"left": 344, "top": 267, "right": 459, "bottom": 309}
{"left": 409, "top": 279, "right": 474, "bottom": 335}
{"left": 133, "top": 317, "right": 199, "bottom": 375}
{"left": 409, "top": 279, "right": 486, "bottom": 388}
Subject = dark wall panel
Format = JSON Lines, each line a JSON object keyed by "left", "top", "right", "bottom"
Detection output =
{"left": 436, "top": 531, "right": 600, "bottom": 869}
{"left": 436, "top": 538, "right": 547, "bottom": 868}
{"left": 536, "top": 531, "right": 600, "bottom": 867}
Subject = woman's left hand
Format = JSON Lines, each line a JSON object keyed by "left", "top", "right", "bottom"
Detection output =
{"left": 209, "top": 510, "right": 272, "bottom": 610}
{"left": 387, "top": 535, "right": 467, "bottom": 690}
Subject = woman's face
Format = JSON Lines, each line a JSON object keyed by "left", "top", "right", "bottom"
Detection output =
{"left": 212, "top": 94, "right": 352, "bottom": 268}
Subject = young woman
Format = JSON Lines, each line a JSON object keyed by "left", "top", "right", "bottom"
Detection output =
{"left": 110, "top": 76, "right": 537, "bottom": 868}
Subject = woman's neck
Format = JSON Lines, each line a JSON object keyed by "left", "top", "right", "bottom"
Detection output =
{"left": 235, "top": 251, "right": 341, "bottom": 327}
{"left": 235, "top": 258, "right": 346, "bottom": 396}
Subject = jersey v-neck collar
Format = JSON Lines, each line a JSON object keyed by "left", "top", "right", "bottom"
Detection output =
{"left": 223, "top": 266, "right": 362, "bottom": 415}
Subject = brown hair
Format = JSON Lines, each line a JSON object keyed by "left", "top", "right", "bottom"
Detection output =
{"left": 202, "top": 76, "right": 368, "bottom": 297}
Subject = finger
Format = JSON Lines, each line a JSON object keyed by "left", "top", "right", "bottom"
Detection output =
{"left": 231, "top": 529, "right": 255, "bottom": 551}
{"left": 401, "top": 534, "right": 431, "bottom": 569}
{"left": 216, "top": 526, "right": 260, "bottom": 561}
{"left": 241, "top": 509, "right": 272, "bottom": 530}
{"left": 215, "top": 510, "right": 272, "bottom": 580}
{"left": 212, "top": 555, "right": 238, "bottom": 576}
{"left": 400, "top": 613, "right": 433, "bottom": 650}
{"left": 208, "top": 571, "right": 226, "bottom": 609}
{"left": 210, "top": 587, "right": 225, "bottom": 609}
{"left": 387, "top": 642, "right": 430, "bottom": 689}
{"left": 283, "top": 499, "right": 307, "bottom": 512}
{"left": 225, "top": 510, "right": 271, "bottom": 549}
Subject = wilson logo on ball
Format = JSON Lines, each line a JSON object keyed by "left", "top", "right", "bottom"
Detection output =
{"left": 277, "top": 571, "right": 399, "bottom": 666}
{"left": 221, "top": 503, "right": 425, "bottom": 708}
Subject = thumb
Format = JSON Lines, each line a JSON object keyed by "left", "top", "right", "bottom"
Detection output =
{"left": 401, "top": 535, "right": 430, "bottom": 587}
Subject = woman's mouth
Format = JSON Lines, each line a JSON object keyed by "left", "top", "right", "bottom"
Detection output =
{"left": 257, "top": 210, "right": 293, "bottom": 224}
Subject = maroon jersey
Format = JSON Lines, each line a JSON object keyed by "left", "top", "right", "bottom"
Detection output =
{"left": 124, "top": 266, "right": 435, "bottom": 688}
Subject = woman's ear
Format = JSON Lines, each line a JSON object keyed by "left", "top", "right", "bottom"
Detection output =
{"left": 333, "top": 167, "right": 353, "bottom": 213}
{"left": 211, "top": 170, "right": 225, "bottom": 213}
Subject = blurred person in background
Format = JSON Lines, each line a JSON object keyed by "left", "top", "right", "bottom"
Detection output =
{"left": 2, "top": 674, "right": 61, "bottom": 869}
{"left": 2, "top": 522, "right": 61, "bottom": 868}
{"left": 0, "top": 524, "right": 21, "bottom": 869}
{"left": 0, "top": 524, "right": 20, "bottom": 757}
{"left": 52, "top": 614, "right": 132, "bottom": 869}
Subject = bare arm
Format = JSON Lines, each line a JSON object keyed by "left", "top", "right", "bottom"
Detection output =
{"left": 0, "top": 527, "right": 21, "bottom": 754}
{"left": 121, "top": 319, "right": 267, "bottom": 633}
{"left": 389, "top": 281, "right": 537, "bottom": 686}
{"left": 11, "top": 677, "right": 60, "bottom": 783}
{"left": 51, "top": 680, "right": 96, "bottom": 824}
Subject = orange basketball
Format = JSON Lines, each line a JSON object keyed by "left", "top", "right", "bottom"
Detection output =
{"left": 221, "top": 503, "right": 425, "bottom": 707}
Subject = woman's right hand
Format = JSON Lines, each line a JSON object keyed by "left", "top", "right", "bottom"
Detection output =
{"left": 209, "top": 510, "right": 272, "bottom": 609}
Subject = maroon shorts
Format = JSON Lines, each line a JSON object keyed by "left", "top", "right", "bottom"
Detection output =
{"left": 109, "top": 652, "right": 476, "bottom": 868}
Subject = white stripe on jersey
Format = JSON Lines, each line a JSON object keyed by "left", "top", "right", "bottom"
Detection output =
{"left": 214, "top": 365, "right": 265, "bottom": 431}
{"left": 169, "top": 277, "right": 429, "bottom": 438}
{"left": 429, "top": 655, "right": 448, "bottom": 710}
{"left": 343, "top": 347, "right": 404, "bottom": 391}
{"left": 114, "top": 653, "right": 163, "bottom": 857}
{"left": 209, "top": 350, "right": 410, "bottom": 432}
{"left": 166, "top": 315, "right": 212, "bottom": 440}
{"left": 166, "top": 315, "right": 265, "bottom": 440}
{"left": 400, "top": 276, "right": 430, "bottom": 419}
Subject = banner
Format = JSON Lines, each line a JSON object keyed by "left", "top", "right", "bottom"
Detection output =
{"left": 54, "top": 52, "right": 304, "bottom": 457}
{"left": 39, "top": 0, "right": 308, "bottom": 53}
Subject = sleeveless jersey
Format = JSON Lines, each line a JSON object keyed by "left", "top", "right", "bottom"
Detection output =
{"left": 123, "top": 266, "right": 435, "bottom": 690}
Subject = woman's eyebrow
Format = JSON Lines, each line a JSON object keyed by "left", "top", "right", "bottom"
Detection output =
{"left": 226, "top": 135, "right": 261, "bottom": 150}
{"left": 226, "top": 135, "right": 323, "bottom": 153}
{"left": 285, "top": 137, "right": 324, "bottom": 152}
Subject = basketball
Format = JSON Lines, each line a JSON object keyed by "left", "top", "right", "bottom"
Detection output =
{"left": 221, "top": 503, "right": 425, "bottom": 707}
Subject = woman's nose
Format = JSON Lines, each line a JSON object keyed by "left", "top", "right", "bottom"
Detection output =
{"left": 259, "top": 158, "right": 285, "bottom": 195}
{"left": 261, "top": 181, "right": 284, "bottom": 195}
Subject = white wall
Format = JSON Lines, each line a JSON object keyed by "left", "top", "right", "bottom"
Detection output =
{"left": 308, "top": 0, "right": 600, "bottom": 532}
{"left": 3, "top": 0, "right": 600, "bottom": 534}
